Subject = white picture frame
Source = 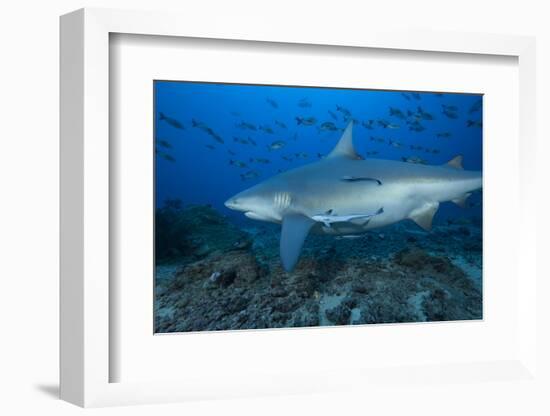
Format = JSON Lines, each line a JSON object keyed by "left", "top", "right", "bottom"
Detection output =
{"left": 60, "top": 8, "right": 538, "bottom": 408}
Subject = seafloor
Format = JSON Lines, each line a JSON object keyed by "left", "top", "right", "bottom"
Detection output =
{"left": 155, "top": 204, "right": 482, "bottom": 333}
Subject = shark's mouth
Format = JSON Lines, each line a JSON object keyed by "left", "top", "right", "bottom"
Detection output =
{"left": 245, "top": 211, "right": 272, "bottom": 221}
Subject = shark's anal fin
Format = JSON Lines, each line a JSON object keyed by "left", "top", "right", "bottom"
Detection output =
{"left": 452, "top": 193, "right": 472, "bottom": 208}
{"left": 280, "top": 214, "right": 315, "bottom": 272}
{"left": 409, "top": 202, "right": 439, "bottom": 231}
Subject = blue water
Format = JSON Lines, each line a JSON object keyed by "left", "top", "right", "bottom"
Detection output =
{"left": 154, "top": 81, "right": 482, "bottom": 225}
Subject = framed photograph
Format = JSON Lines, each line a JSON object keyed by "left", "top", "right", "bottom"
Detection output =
{"left": 60, "top": 8, "right": 538, "bottom": 408}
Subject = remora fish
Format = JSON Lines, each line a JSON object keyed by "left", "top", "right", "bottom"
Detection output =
{"left": 225, "top": 122, "right": 482, "bottom": 272}
{"left": 312, "top": 208, "right": 384, "bottom": 227}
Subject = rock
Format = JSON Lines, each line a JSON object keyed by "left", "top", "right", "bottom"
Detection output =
{"left": 457, "top": 226, "right": 471, "bottom": 236}
{"left": 325, "top": 303, "right": 351, "bottom": 325}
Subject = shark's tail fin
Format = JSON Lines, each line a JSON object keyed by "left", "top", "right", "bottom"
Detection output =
{"left": 295, "top": 117, "right": 303, "bottom": 125}
{"left": 159, "top": 112, "right": 166, "bottom": 120}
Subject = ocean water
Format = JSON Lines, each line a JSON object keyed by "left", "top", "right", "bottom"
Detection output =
{"left": 154, "top": 81, "right": 483, "bottom": 333}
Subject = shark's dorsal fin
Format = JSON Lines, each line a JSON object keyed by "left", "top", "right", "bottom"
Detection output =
{"left": 280, "top": 214, "right": 315, "bottom": 272}
{"left": 327, "top": 122, "right": 362, "bottom": 160}
{"left": 445, "top": 155, "right": 463, "bottom": 170}
{"left": 409, "top": 202, "right": 439, "bottom": 231}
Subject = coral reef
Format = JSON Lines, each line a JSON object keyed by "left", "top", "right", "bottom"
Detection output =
{"left": 155, "top": 204, "right": 482, "bottom": 332}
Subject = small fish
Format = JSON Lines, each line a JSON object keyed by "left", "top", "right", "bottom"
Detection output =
{"left": 295, "top": 116, "right": 317, "bottom": 126}
{"left": 247, "top": 136, "right": 257, "bottom": 146}
{"left": 434, "top": 93, "right": 444, "bottom": 98}
{"left": 229, "top": 159, "right": 248, "bottom": 168}
{"left": 260, "top": 125, "right": 275, "bottom": 134}
{"left": 442, "top": 109, "right": 458, "bottom": 119}
{"left": 159, "top": 112, "right": 185, "bottom": 130}
{"left": 294, "top": 152, "right": 309, "bottom": 159}
{"left": 162, "top": 153, "right": 176, "bottom": 162}
{"left": 191, "top": 118, "right": 209, "bottom": 130}
{"left": 281, "top": 155, "right": 293, "bottom": 162}
{"left": 240, "top": 170, "right": 260, "bottom": 181}
{"left": 436, "top": 132, "right": 452, "bottom": 139}
{"left": 468, "top": 99, "right": 482, "bottom": 114}
{"left": 336, "top": 105, "right": 351, "bottom": 118}
{"left": 317, "top": 153, "right": 324, "bottom": 159}
{"left": 210, "top": 132, "right": 224, "bottom": 144}
{"left": 442, "top": 104, "right": 458, "bottom": 111}
{"left": 249, "top": 157, "right": 270, "bottom": 164}
{"left": 228, "top": 149, "right": 236, "bottom": 156}
{"left": 411, "top": 92, "right": 421, "bottom": 100}
{"left": 377, "top": 119, "right": 390, "bottom": 128}
{"left": 387, "top": 123, "right": 400, "bottom": 129}
{"left": 401, "top": 92, "right": 411, "bottom": 101}
{"left": 236, "top": 121, "right": 257, "bottom": 131}
{"left": 328, "top": 110, "right": 338, "bottom": 120}
{"left": 268, "top": 140, "right": 286, "bottom": 151}
{"left": 157, "top": 139, "right": 172, "bottom": 148}
{"left": 205, "top": 144, "right": 215, "bottom": 150}
{"left": 389, "top": 107, "right": 405, "bottom": 119}
{"left": 233, "top": 136, "right": 249, "bottom": 145}
{"left": 298, "top": 98, "right": 312, "bottom": 108}
{"left": 388, "top": 139, "right": 403, "bottom": 148}
{"left": 318, "top": 121, "right": 339, "bottom": 132}
{"left": 407, "top": 110, "right": 423, "bottom": 122}
{"left": 266, "top": 98, "right": 278, "bottom": 109}
{"left": 417, "top": 106, "right": 435, "bottom": 121}
{"left": 369, "top": 136, "right": 385, "bottom": 143}
{"left": 466, "top": 119, "right": 483, "bottom": 128}
{"left": 401, "top": 155, "right": 427, "bottom": 165}
{"left": 275, "top": 120, "right": 287, "bottom": 129}
{"left": 408, "top": 120, "right": 426, "bottom": 132}
{"left": 361, "top": 120, "right": 375, "bottom": 130}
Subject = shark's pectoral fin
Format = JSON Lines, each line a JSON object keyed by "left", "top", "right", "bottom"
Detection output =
{"left": 280, "top": 214, "right": 315, "bottom": 272}
{"left": 409, "top": 202, "right": 439, "bottom": 231}
{"left": 451, "top": 193, "right": 472, "bottom": 208}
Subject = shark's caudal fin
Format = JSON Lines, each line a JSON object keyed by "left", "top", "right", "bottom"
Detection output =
{"left": 327, "top": 122, "right": 363, "bottom": 160}
{"left": 409, "top": 202, "right": 439, "bottom": 231}
{"left": 280, "top": 214, "right": 315, "bottom": 272}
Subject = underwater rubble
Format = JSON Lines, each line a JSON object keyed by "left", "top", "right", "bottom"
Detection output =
{"left": 155, "top": 204, "right": 482, "bottom": 333}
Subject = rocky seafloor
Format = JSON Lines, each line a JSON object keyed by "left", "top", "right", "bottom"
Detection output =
{"left": 155, "top": 204, "right": 482, "bottom": 333}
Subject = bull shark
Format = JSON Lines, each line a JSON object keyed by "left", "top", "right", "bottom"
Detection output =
{"left": 224, "top": 122, "right": 482, "bottom": 272}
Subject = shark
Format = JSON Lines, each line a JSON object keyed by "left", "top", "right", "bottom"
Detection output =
{"left": 224, "top": 122, "right": 482, "bottom": 272}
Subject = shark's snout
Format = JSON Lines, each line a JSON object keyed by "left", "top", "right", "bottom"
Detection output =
{"left": 224, "top": 197, "right": 238, "bottom": 210}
